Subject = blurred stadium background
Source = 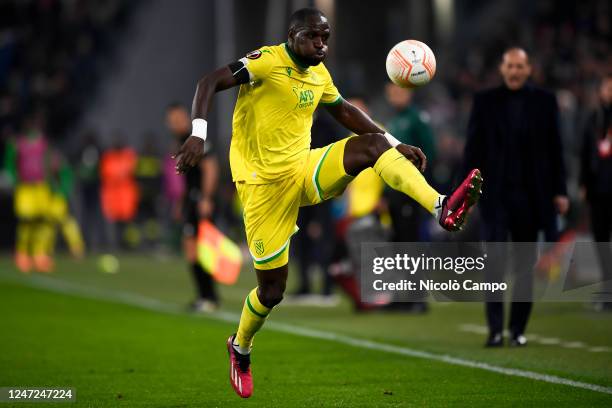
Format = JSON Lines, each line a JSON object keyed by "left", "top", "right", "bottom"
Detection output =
{"left": 0, "top": 0, "right": 611, "bottom": 406}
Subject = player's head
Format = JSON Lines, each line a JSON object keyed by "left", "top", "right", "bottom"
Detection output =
{"left": 600, "top": 73, "right": 612, "bottom": 105}
{"left": 166, "top": 102, "right": 190, "bottom": 136}
{"left": 287, "top": 8, "right": 330, "bottom": 66}
{"left": 499, "top": 47, "right": 531, "bottom": 91}
{"left": 385, "top": 82, "right": 413, "bottom": 110}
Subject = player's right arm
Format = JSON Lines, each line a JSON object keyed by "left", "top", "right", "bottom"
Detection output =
{"left": 175, "top": 50, "right": 274, "bottom": 174}
{"left": 174, "top": 66, "right": 241, "bottom": 174}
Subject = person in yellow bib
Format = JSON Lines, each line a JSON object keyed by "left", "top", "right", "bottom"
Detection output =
{"left": 174, "top": 8, "right": 483, "bottom": 399}
{"left": 4, "top": 116, "right": 54, "bottom": 273}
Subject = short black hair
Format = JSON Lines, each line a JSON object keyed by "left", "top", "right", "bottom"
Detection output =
{"left": 289, "top": 7, "right": 325, "bottom": 31}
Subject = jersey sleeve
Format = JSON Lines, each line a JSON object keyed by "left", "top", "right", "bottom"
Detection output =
{"left": 240, "top": 47, "right": 275, "bottom": 82}
{"left": 319, "top": 67, "right": 342, "bottom": 106}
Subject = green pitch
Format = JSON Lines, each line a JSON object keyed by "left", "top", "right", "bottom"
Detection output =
{"left": 1, "top": 254, "right": 611, "bottom": 407}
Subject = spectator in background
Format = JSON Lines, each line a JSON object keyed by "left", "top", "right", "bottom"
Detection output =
{"left": 328, "top": 97, "right": 388, "bottom": 312}
{"left": 580, "top": 74, "right": 612, "bottom": 311}
{"left": 166, "top": 103, "right": 220, "bottom": 312}
{"left": 384, "top": 83, "right": 437, "bottom": 242}
{"left": 47, "top": 147, "right": 84, "bottom": 258}
{"left": 463, "top": 47, "right": 569, "bottom": 347}
{"left": 75, "top": 131, "right": 104, "bottom": 250}
{"left": 136, "top": 132, "right": 162, "bottom": 249}
{"left": 161, "top": 137, "right": 185, "bottom": 252}
{"left": 99, "top": 135, "right": 139, "bottom": 249}
{"left": 287, "top": 107, "right": 340, "bottom": 305}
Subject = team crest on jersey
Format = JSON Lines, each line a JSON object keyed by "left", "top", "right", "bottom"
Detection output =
{"left": 246, "top": 50, "right": 262, "bottom": 59}
{"left": 254, "top": 240, "right": 265, "bottom": 256}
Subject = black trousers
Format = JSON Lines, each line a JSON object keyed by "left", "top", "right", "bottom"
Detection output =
{"left": 483, "top": 208, "right": 539, "bottom": 336}
{"left": 191, "top": 262, "right": 218, "bottom": 301}
{"left": 183, "top": 195, "right": 218, "bottom": 302}
{"left": 294, "top": 203, "right": 334, "bottom": 295}
{"left": 387, "top": 190, "right": 423, "bottom": 242}
{"left": 590, "top": 193, "right": 612, "bottom": 291}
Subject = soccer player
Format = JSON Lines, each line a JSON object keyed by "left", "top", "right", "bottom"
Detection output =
{"left": 47, "top": 148, "right": 85, "bottom": 259}
{"left": 4, "top": 114, "right": 55, "bottom": 272}
{"left": 175, "top": 8, "right": 482, "bottom": 398}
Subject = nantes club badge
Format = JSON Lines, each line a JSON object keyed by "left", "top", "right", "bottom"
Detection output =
{"left": 254, "top": 240, "right": 265, "bottom": 256}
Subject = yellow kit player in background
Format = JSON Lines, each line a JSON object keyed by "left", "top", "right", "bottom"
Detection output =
{"left": 4, "top": 116, "right": 55, "bottom": 272}
{"left": 4, "top": 122, "right": 85, "bottom": 273}
{"left": 175, "top": 8, "right": 483, "bottom": 398}
{"left": 47, "top": 149, "right": 85, "bottom": 260}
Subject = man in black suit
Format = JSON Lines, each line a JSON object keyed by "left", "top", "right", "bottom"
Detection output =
{"left": 463, "top": 48, "right": 569, "bottom": 347}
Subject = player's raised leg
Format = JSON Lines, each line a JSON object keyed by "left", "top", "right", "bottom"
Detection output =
{"left": 228, "top": 264, "right": 288, "bottom": 398}
{"left": 343, "top": 133, "right": 482, "bottom": 231}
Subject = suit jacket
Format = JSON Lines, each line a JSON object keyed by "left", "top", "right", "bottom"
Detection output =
{"left": 463, "top": 84, "right": 567, "bottom": 233}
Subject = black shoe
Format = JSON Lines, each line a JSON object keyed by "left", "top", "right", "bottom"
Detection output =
{"left": 485, "top": 332, "right": 503, "bottom": 347}
{"left": 509, "top": 333, "right": 528, "bottom": 347}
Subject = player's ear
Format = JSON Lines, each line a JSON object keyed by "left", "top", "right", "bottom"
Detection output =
{"left": 288, "top": 27, "right": 296, "bottom": 45}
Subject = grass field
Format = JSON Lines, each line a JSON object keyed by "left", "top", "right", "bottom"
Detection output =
{"left": 1, "top": 253, "right": 611, "bottom": 407}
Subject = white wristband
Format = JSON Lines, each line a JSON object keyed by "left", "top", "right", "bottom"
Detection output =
{"left": 191, "top": 118, "right": 207, "bottom": 141}
{"left": 384, "top": 132, "right": 401, "bottom": 147}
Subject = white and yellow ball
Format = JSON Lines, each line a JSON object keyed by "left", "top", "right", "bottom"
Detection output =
{"left": 386, "top": 40, "right": 436, "bottom": 88}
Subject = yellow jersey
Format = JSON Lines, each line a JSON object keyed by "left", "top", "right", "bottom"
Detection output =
{"left": 230, "top": 43, "right": 342, "bottom": 184}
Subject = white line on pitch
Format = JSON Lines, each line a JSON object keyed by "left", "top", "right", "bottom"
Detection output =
{"left": 2, "top": 273, "right": 612, "bottom": 396}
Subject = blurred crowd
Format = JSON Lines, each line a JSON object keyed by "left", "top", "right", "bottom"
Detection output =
{"left": 0, "top": 0, "right": 137, "bottom": 140}
{"left": 418, "top": 0, "right": 610, "bottom": 190}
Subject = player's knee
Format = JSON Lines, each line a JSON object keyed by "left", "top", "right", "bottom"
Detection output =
{"left": 362, "top": 133, "right": 391, "bottom": 163}
{"left": 257, "top": 285, "right": 285, "bottom": 308}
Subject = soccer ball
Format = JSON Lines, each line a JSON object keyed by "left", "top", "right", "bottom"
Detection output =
{"left": 385, "top": 40, "right": 436, "bottom": 88}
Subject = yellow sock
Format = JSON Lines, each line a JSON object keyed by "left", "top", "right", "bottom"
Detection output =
{"left": 16, "top": 221, "right": 32, "bottom": 254}
{"left": 235, "top": 287, "right": 271, "bottom": 352}
{"left": 32, "top": 221, "right": 54, "bottom": 256}
{"left": 373, "top": 148, "right": 440, "bottom": 214}
{"left": 61, "top": 216, "right": 85, "bottom": 257}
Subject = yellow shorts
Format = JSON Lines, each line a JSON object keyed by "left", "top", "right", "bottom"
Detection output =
{"left": 48, "top": 193, "right": 68, "bottom": 222}
{"left": 236, "top": 137, "right": 354, "bottom": 270}
{"left": 14, "top": 182, "right": 51, "bottom": 219}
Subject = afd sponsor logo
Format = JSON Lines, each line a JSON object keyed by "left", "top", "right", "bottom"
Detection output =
{"left": 293, "top": 88, "right": 315, "bottom": 109}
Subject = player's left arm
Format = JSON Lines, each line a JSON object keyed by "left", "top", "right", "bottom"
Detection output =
{"left": 325, "top": 99, "right": 427, "bottom": 171}
{"left": 324, "top": 99, "right": 384, "bottom": 135}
